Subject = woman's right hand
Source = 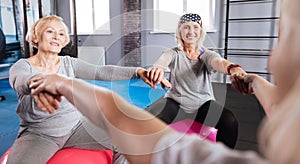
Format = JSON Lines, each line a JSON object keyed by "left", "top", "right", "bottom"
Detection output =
{"left": 147, "top": 66, "right": 172, "bottom": 89}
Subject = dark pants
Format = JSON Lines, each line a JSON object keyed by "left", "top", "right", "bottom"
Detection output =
{"left": 146, "top": 97, "right": 238, "bottom": 149}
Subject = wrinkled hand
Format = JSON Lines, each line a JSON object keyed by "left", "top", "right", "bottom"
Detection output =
{"left": 230, "top": 73, "right": 258, "bottom": 95}
{"left": 230, "top": 74, "right": 249, "bottom": 94}
{"left": 229, "top": 67, "right": 249, "bottom": 94}
{"left": 29, "top": 74, "right": 66, "bottom": 114}
{"left": 29, "top": 74, "right": 65, "bottom": 95}
{"left": 32, "top": 92, "right": 61, "bottom": 114}
{"left": 144, "top": 67, "right": 172, "bottom": 89}
{"left": 242, "top": 74, "right": 259, "bottom": 94}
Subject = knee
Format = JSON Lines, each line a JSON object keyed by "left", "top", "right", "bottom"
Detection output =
{"left": 220, "top": 110, "right": 238, "bottom": 130}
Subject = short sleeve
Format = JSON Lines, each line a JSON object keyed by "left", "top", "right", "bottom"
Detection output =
{"left": 200, "top": 50, "right": 222, "bottom": 72}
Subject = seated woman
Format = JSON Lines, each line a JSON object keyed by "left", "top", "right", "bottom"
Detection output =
{"left": 7, "top": 15, "right": 157, "bottom": 164}
{"left": 146, "top": 13, "right": 247, "bottom": 148}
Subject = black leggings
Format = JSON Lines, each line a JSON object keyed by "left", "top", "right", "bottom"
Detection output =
{"left": 146, "top": 97, "right": 238, "bottom": 149}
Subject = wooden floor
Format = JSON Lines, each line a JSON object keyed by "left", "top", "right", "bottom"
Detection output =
{"left": 213, "top": 82, "right": 266, "bottom": 153}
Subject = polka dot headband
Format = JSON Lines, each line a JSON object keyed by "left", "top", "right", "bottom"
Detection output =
{"left": 179, "top": 13, "right": 202, "bottom": 27}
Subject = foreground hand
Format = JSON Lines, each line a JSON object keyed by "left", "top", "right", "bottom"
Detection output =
{"left": 32, "top": 92, "right": 62, "bottom": 114}
{"left": 242, "top": 74, "right": 260, "bottom": 94}
{"left": 29, "top": 74, "right": 66, "bottom": 95}
{"left": 29, "top": 74, "right": 67, "bottom": 113}
{"left": 229, "top": 67, "right": 249, "bottom": 94}
{"left": 230, "top": 74, "right": 250, "bottom": 94}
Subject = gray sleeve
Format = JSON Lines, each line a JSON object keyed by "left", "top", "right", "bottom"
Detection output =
{"left": 72, "top": 58, "right": 139, "bottom": 81}
{"left": 152, "top": 132, "right": 267, "bottom": 164}
{"left": 201, "top": 50, "right": 222, "bottom": 72}
{"left": 9, "top": 59, "right": 40, "bottom": 95}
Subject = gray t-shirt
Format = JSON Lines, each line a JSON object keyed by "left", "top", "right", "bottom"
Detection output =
{"left": 9, "top": 56, "right": 138, "bottom": 137}
{"left": 164, "top": 48, "right": 221, "bottom": 113}
{"left": 153, "top": 132, "right": 267, "bottom": 164}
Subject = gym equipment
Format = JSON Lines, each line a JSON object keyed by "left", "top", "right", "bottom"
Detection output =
{"left": 169, "top": 118, "right": 218, "bottom": 142}
{"left": 0, "top": 148, "right": 113, "bottom": 164}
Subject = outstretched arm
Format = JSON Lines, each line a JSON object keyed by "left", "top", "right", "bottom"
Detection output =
{"left": 211, "top": 57, "right": 248, "bottom": 93}
{"left": 29, "top": 74, "right": 172, "bottom": 164}
{"left": 241, "top": 74, "right": 278, "bottom": 117}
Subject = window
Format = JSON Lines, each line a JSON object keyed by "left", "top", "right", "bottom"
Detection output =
{"left": 26, "top": 0, "right": 52, "bottom": 30}
{"left": 0, "top": 0, "right": 18, "bottom": 41}
{"left": 153, "top": 0, "right": 216, "bottom": 33}
{"left": 0, "top": 0, "right": 53, "bottom": 42}
{"left": 70, "top": 0, "right": 110, "bottom": 35}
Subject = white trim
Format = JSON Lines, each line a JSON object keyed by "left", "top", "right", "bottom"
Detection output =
{"left": 153, "top": 0, "right": 216, "bottom": 33}
{"left": 70, "top": 0, "right": 111, "bottom": 35}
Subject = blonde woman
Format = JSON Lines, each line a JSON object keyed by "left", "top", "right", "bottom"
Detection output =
{"left": 8, "top": 15, "right": 153, "bottom": 164}
{"left": 146, "top": 13, "right": 247, "bottom": 148}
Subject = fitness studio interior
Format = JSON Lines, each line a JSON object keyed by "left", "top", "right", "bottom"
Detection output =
{"left": 0, "top": 0, "right": 279, "bottom": 163}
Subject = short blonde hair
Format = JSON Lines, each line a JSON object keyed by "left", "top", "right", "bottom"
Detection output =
{"left": 26, "top": 15, "right": 70, "bottom": 48}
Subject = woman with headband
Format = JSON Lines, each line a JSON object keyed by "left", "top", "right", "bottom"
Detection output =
{"left": 146, "top": 13, "right": 247, "bottom": 148}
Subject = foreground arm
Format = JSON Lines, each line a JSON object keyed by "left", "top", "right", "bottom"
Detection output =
{"left": 29, "top": 74, "right": 172, "bottom": 164}
{"left": 241, "top": 74, "right": 278, "bottom": 117}
{"left": 29, "top": 74, "right": 267, "bottom": 164}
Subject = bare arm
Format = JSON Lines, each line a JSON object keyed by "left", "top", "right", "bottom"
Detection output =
{"left": 29, "top": 74, "right": 172, "bottom": 164}
{"left": 210, "top": 57, "right": 245, "bottom": 75}
{"left": 243, "top": 74, "right": 278, "bottom": 117}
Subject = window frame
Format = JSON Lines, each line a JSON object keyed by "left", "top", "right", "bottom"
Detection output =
{"left": 70, "top": 0, "right": 111, "bottom": 35}
{"left": 153, "top": 0, "right": 216, "bottom": 33}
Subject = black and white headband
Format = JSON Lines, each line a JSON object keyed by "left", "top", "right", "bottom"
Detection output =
{"left": 179, "top": 13, "right": 202, "bottom": 27}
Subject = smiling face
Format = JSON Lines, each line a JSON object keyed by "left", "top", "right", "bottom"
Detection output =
{"left": 26, "top": 15, "right": 70, "bottom": 55}
{"left": 37, "top": 21, "right": 68, "bottom": 54}
{"left": 179, "top": 21, "right": 201, "bottom": 46}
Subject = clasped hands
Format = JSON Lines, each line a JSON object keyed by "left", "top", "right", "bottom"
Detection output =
{"left": 230, "top": 73, "right": 258, "bottom": 95}
{"left": 28, "top": 74, "right": 68, "bottom": 114}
